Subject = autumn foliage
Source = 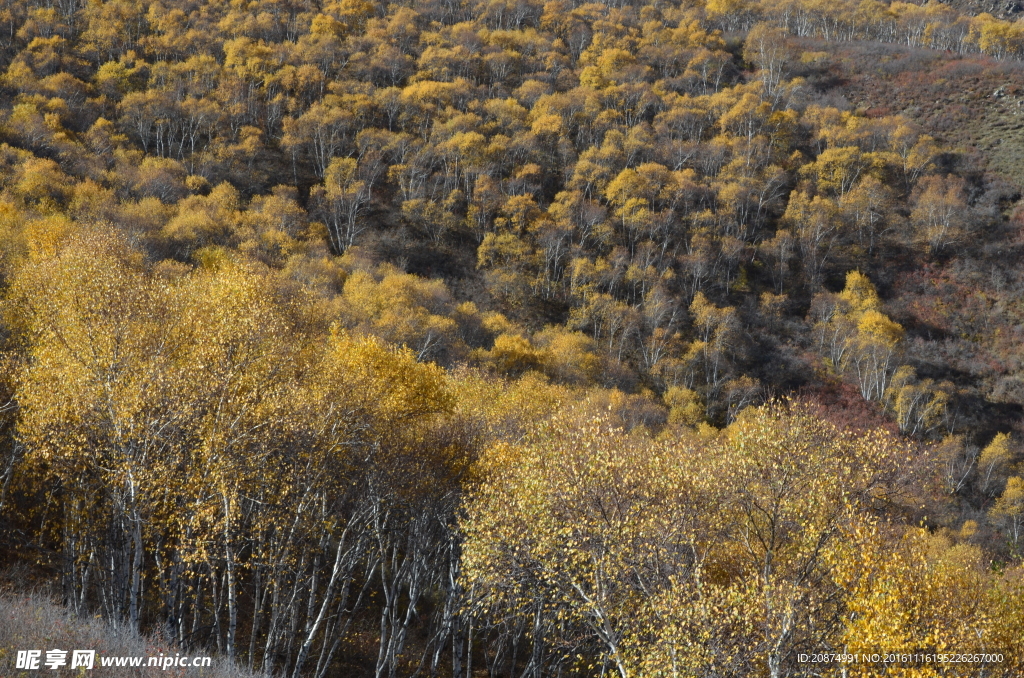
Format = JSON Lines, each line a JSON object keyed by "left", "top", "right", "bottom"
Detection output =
{"left": 2, "top": 0, "right": 1024, "bottom": 674}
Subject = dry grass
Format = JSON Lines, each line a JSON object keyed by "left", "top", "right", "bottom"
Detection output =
{"left": 0, "top": 588, "right": 274, "bottom": 678}
{"left": 971, "top": 98, "right": 1024, "bottom": 186}
{"left": 795, "top": 37, "right": 1024, "bottom": 189}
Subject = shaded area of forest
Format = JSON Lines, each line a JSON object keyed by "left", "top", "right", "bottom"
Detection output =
{"left": 3, "top": 0, "right": 1024, "bottom": 675}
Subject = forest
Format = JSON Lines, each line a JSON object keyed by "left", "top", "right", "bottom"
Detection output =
{"left": 2, "top": 0, "right": 1024, "bottom": 674}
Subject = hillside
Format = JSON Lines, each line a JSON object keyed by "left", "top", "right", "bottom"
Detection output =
{"left": 3, "top": 0, "right": 1024, "bottom": 675}
{"left": 946, "top": 0, "right": 1022, "bottom": 20}
{"left": 799, "top": 38, "right": 1024, "bottom": 185}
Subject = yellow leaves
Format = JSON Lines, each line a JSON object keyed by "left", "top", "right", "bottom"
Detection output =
{"left": 12, "top": 230, "right": 173, "bottom": 468}
{"left": 690, "top": 291, "right": 736, "bottom": 345}
{"left": 450, "top": 367, "right": 569, "bottom": 449}
{"left": 604, "top": 162, "right": 675, "bottom": 215}
{"left": 725, "top": 400, "right": 911, "bottom": 511}
{"left": 324, "top": 330, "right": 454, "bottom": 426}
{"left": 800, "top": 50, "right": 830, "bottom": 64}
{"left": 886, "top": 366, "right": 949, "bottom": 437}
{"left": 836, "top": 525, "right": 1009, "bottom": 674}
{"left": 400, "top": 77, "right": 474, "bottom": 112}
{"left": 530, "top": 112, "right": 562, "bottom": 136}
{"left": 222, "top": 36, "right": 276, "bottom": 81}
{"left": 969, "top": 12, "right": 1024, "bottom": 58}
{"left": 664, "top": 385, "right": 703, "bottom": 427}
{"left": 838, "top": 270, "right": 880, "bottom": 312}
{"left": 437, "top": 129, "right": 488, "bottom": 166}
{"left": 475, "top": 324, "right": 605, "bottom": 384}
{"left": 480, "top": 332, "right": 543, "bottom": 376}
{"left": 309, "top": 13, "right": 345, "bottom": 37}
{"left": 338, "top": 264, "right": 464, "bottom": 363}
{"left": 132, "top": 155, "right": 188, "bottom": 202}
{"left": 704, "top": 0, "right": 753, "bottom": 31}
{"left": 981, "top": 433, "right": 1012, "bottom": 467}
{"left": 11, "top": 224, "right": 295, "bottom": 470}
{"left": 717, "top": 91, "right": 771, "bottom": 140}
{"left": 12, "top": 156, "right": 71, "bottom": 211}
{"left": 910, "top": 174, "right": 968, "bottom": 255}
{"left": 743, "top": 23, "right": 788, "bottom": 96}
{"left": 323, "top": 156, "right": 361, "bottom": 199}
{"left": 477, "top": 231, "right": 533, "bottom": 268}
{"left": 993, "top": 476, "right": 1024, "bottom": 513}
{"left": 783, "top": 190, "right": 839, "bottom": 247}
{"left": 22, "top": 213, "right": 73, "bottom": 262}
{"left": 0, "top": 0, "right": 1012, "bottom": 665}
{"left": 579, "top": 47, "right": 640, "bottom": 89}
{"left": 494, "top": 194, "right": 541, "bottom": 234}
{"left": 990, "top": 477, "right": 1024, "bottom": 547}
{"left": 5, "top": 226, "right": 462, "bottom": 605}
{"left": 533, "top": 327, "right": 604, "bottom": 385}
{"left": 162, "top": 181, "right": 240, "bottom": 246}
{"left": 462, "top": 406, "right": 713, "bottom": 670}
{"left": 857, "top": 308, "right": 903, "bottom": 346}
{"left": 95, "top": 59, "right": 140, "bottom": 97}
{"left": 799, "top": 145, "right": 867, "bottom": 197}
{"left": 816, "top": 270, "right": 919, "bottom": 407}
{"left": 463, "top": 400, "right": 925, "bottom": 673}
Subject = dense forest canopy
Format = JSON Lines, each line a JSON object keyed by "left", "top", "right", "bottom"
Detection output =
{"left": 3, "top": 0, "right": 1024, "bottom": 674}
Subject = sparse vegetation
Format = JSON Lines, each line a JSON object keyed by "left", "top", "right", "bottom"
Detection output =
{"left": 0, "top": 586, "right": 272, "bottom": 678}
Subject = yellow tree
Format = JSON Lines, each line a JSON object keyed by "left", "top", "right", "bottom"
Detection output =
{"left": 340, "top": 265, "right": 462, "bottom": 363}
{"left": 704, "top": 403, "right": 917, "bottom": 678}
{"left": 910, "top": 174, "right": 968, "bottom": 255}
{"left": 784, "top": 190, "right": 842, "bottom": 287}
{"left": 833, "top": 526, "right": 1024, "bottom": 677}
{"left": 311, "top": 156, "right": 373, "bottom": 254}
{"left": 991, "top": 477, "right": 1024, "bottom": 549}
{"left": 170, "top": 257, "right": 295, "bottom": 660}
{"left": 686, "top": 291, "right": 738, "bottom": 417}
{"left": 815, "top": 271, "right": 906, "bottom": 404}
{"left": 11, "top": 228, "right": 192, "bottom": 626}
{"left": 464, "top": 402, "right": 921, "bottom": 677}
{"left": 462, "top": 409, "right": 725, "bottom": 678}
{"left": 840, "top": 175, "right": 893, "bottom": 256}
{"left": 978, "top": 433, "right": 1013, "bottom": 496}
{"left": 743, "top": 23, "right": 789, "bottom": 97}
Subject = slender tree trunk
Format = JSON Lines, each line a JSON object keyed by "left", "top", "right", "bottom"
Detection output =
{"left": 292, "top": 524, "right": 354, "bottom": 678}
